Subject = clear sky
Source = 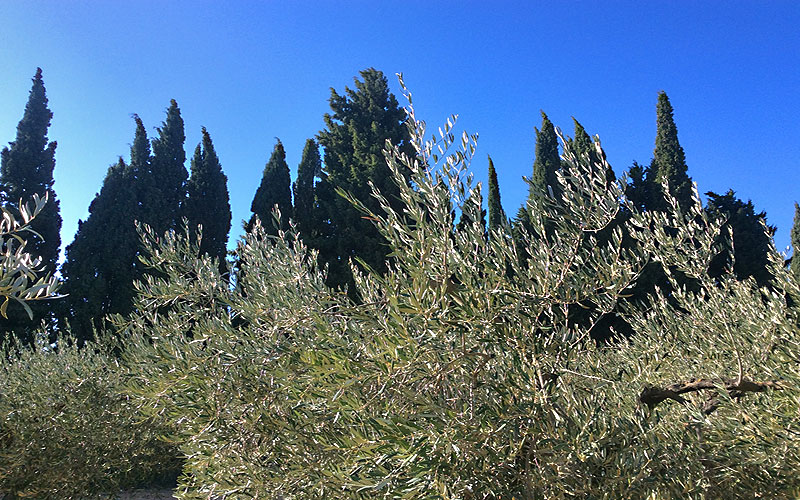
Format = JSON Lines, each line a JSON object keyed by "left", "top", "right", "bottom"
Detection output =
{"left": 1, "top": 1, "right": 798, "bottom": 259}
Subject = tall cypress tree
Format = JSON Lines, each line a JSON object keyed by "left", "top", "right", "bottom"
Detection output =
{"left": 0, "top": 68, "right": 61, "bottom": 276}
{"left": 316, "top": 68, "right": 412, "bottom": 290}
{"left": 293, "top": 138, "right": 322, "bottom": 241}
{"left": 61, "top": 158, "right": 139, "bottom": 343}
{"left": 0, "top": 68, "right": 62, "bottom": 343}
{"left": 646, "top": 91, "right": 692, "bottom": 212}
{"left": 487, "top": 155, "right": 506, "bottom": 233}
{"left": 186, "top": 127, "right": 231, "bottom": 273}
{"left": 791, "top": 203, "right": 800, "bottom": 281}
{"left": 143, "top": 99, "right": 187, "bottom": 236}
{"left": 248, "top": 139, "right": 292, "bottom": 235}
{"left": 529, "top": 111, "right": 561, "bottom": 202}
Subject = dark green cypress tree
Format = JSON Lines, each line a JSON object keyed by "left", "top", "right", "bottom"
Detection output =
{"left": 646, "top": 91, "right": 693, "bottom": 212}
{"left": 143, "top": 99, "right": 187, "bottom": 236}
{"left": 705, "top": 190, "right": 775, "bottom": 286}
{"left": 316, "top": 68, "right": 413, "bottom": 291}
{"left": 129, "top": 114, "right": 151, "bottom": 182}
{"left": 625, "top": 161, "right": 648, "bottom": 213}
{"left": 572, "top": 118, "right": 615, "bottom": 186}
{"left": 0, "top": 68, "right": 61, "bottom": 277}
{"left": 248, "top": 139, "right": 292, "bottom": 235}
{"left": 487, "top": 155, "right": 506, "bottom": 233}
{"left": 186, "top": 128, "right": 231, "bottom": 274}
{"left": 529, "top": 111, "right": 561, "bottom": 202}
{"left": 0, "top": 68, "right": 62, "bottom": 343}
{"left": 293, "top": 138, "right": 322, "bottom": 241}
{"left": 61, "top": 158, "right": 139, "bottom": 344}
{"left": 790, "top": 203, "right": 800, "bottom": 281}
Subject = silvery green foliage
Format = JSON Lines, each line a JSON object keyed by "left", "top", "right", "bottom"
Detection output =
{"left": 0, "top": 193, "right": 61, "bottom": 319}
{"left": 0, "top": 333, "right": 181, "bottom": 499}
{"left": 112, "top": 82, "right": 799, "bottom": 499}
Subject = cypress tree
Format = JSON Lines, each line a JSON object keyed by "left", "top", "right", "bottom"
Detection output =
{"left": 646, "top": 91, "right": 692, "bottom": 212}
{"left": 0, "top": 68, "right": 62, "bottom": 276}
{"left": 791, "top": 203, "right": 800, "bottom": 281}
{"left": 143, "top": 99, "right": 187, "bottom": 236}
{"left": 529, "top": 111, "right": 561, "bottom": 202}
{"left": 625, "top": 161, "right": 648, "bottom": 213}
{"left": 487, "top": 155, "right": 506, "bottom": 233}
{"left": 129, "top": 114, "right": 151, "bottom": 182}
{"left": 316, "top": 68, "right": 412, "bottom": 290}
{"left": 248, "top": 139, "right": 292, "bottom": 235}
{"left": 186, "top": 127, "right": 231, "bottom": 273}
{"left": 572, "top": 118, "right": 615, "bottom": 186}
{"left": 0, "top": 68, "right": 62, "bottom": 343}
{"left": 61, "top": 158, "right": 139, "bottom": 344}
{"left": 705, "top": 190, "right": 775, "bottom": 286}
{"left": 293, "top": 138, "right": 322, "bottom": 241}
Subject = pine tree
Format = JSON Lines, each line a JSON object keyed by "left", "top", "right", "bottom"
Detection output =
{"left": 529, "top": 111, "right": 561, "bottom": 202}
{"left": 293, "top": 138, "right": 321, "bottom": 241}
{"left": 0, "top": 68, "right": 62, "bottom": 343}
{"left": 248, "top": 139, "right": 292, "bottom": 235}
{"left": 790, "top": 203, "right": 800, "bottom": 281}
{"left": 646, "top": 91, "right": 692, "bottom": 212}
{"left": 487, "top": 155, "right": 506, "bottom": 233}
{"left": 143, "top": 99, "right": 187, "bottom": 236}
{"left": 61, "top": 158, "right": 139, "bottom": 344}
{"left": 0, "top": 68, "right": 61, "bottom": 276}
{"left": 186, "top": 128, "right": 231, "bottom": 273}
{"left": 316, "top": 68, "right": 412, "bottom": 291}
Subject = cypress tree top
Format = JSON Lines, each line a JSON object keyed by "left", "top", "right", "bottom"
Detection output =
{"left": 647, "top": 91, "right": 692, "bottom": 211}
{"left": 293, "top": 138, "right": 321, "bottom": 240}
{"left": 186, "top": 127, "right": 231, "bottom": 270}
{"left": 487, "top": 155, "right": 506, "bottom": 233}
{"left": 248, "top": 139, "right": 292, "bottom": 235}
{"left": 530, "top": 111, "right": 561, "bottom": 202}
{"left": 143, "top": 99, "right": 187, "bottom": 236}
{"left": 0, "top": 67, "right": 62, "bottom": 274}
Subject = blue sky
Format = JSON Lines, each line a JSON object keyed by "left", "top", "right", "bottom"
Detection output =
{"left": 1, "top": 1, "right": 798, "bottom": 257}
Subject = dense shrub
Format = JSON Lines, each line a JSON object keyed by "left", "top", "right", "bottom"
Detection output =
{"left": 0, "top": 334, "right": 181, "bottom": 498}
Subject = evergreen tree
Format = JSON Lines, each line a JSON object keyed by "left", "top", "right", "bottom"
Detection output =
{"left": 186, "top": 127, "right": 231, "bottom": 273}
{"left": 705, "top": 190, "right": 775, "bottom": 286}
{"left": 129, "top": 114, "right": 151, "bottom": 182}
{"left": 625, "top": 161, "right": 648, "bottom": 213}
{"left": 293, "top": 138, "right": 322, "bottom": 241}
{"left": 646, "top": 91, "right": 692, "bottom": 212}
{"left": 61, "top": 158, "right": 139, "bottom": 344}
{"left": 529, "top": 111, "right": 561, "bottom": 202}
{"left": 0, "top": 68, "right": 62, "bottom": 343}
{"left": 487, "top": 155, "right": 506, "bottom": 233}
{"left": 792, "top": 203, "right": 800, "bottom": 281}
{"left": 572, "top": 118, "right": 614, "bottom": 186}
{"left": 143, "top": 99, "right": 187, "bottom": 236}
{"left": 248, "top": 139, "right": 292, "bottom": 235}
{"left": 0, "top": 68, "right": 61, "bottom": 276}
{"left": 316, "top": 68, "right": 412, "bottom": 291}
